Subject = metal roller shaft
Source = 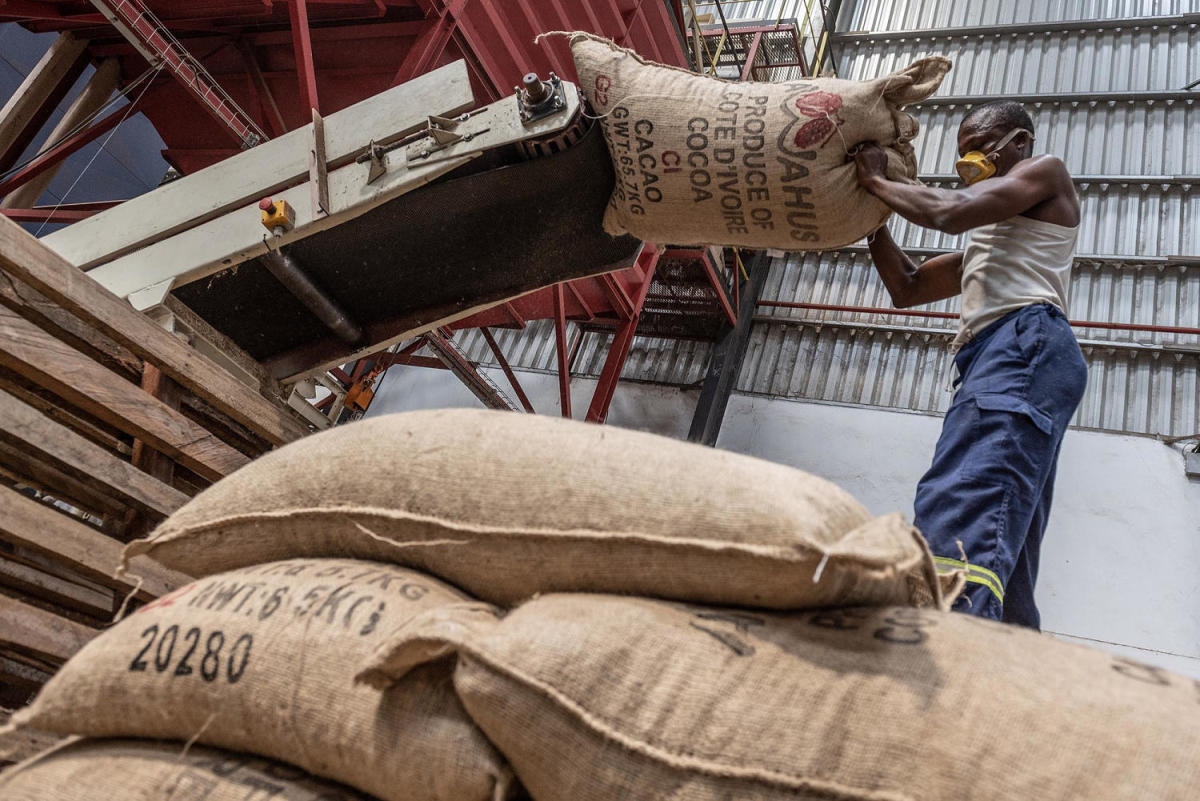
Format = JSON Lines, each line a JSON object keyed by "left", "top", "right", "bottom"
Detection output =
{"left": 261, "top": 248, "right": 364, "bottom": 344}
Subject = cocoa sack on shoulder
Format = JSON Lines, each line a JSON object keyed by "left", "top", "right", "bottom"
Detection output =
{"left": 126, "top": 408, "right": 948, "bottom": 611}
{"left": 568, "top": 33, "right": 950, "bottom": 251}
{"left": 0, "top": 739, "right": 379, "bottom": 801}
{"left": 359, "top": 594, "right": 1200, "bottom": 801}
{"left": 8, "top": 559, "right": 512, "bottom": 801}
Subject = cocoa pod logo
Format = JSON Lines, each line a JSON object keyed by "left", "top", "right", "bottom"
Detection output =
{"left": 781, "top": 89, "right": 846, "bottom": 152}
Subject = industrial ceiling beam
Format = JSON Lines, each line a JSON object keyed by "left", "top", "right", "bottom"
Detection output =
{"left": 832, "top": 12, "right": 1200, "bottom": 41}
{"left": 423, "top": 329, "right": 520, "bottom": 411}
{"left": 0, "top": 208, "right": 96, "bottom": 223}
{"left": 479, "top": 327, "right": 535, "bottom": 413}
{"left": 287, "top": 0, "right": 321, "bottom": 114}
{"left": 553, "top": 283, "right": 571, "bottom": 418}
{"left": 237, "top": 40, "right": 287, "bottom": 137}
{"left": 87, "top": 0, "right": 266, "bottom": 147}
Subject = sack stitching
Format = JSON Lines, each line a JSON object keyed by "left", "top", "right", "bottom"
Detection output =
{"left": 457, "top": 650, "right": 914, "bottom": 801}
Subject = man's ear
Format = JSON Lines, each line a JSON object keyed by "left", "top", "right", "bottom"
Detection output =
{"left": 1016, "top": 130, "right": 1035, "bottom": 155}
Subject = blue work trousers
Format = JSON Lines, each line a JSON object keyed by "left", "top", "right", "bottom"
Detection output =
{"left": 913, "top": 303, "right": 1087, "bottom": 629}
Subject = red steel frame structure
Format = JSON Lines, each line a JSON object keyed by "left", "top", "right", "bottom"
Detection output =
{"left": 0, "top": 1, "right": 700, "bottom": 423}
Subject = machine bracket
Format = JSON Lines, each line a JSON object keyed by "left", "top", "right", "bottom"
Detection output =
{"left": 309, "top": 109, "right": 330, "bottom": 218}
{"left": 517, "top": 73, "right": 567, "bottom": 124}
{"left": 362, "top": 140, "right": 388, "bottom": 184}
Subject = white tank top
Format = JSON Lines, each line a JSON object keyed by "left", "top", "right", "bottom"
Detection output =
{"left": 954, "top": 214, "right": 1079, "bottom": 348}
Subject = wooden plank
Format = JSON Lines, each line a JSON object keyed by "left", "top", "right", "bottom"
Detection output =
{"left": 0, "top": 388, "right": 188, "bottom": 518}
{"left": 0, "top": 216, "right": 311, "bottom": 446}
{"left": 0, "top": 555, "right": 113, "bottom": 618}
{"left": 0, "top": 487, "right": 189, "bottom": 601}
{"left": 0, "top": 440, "right": 126, "bottom": 518}
{"left": 1, "top": 58, "right": 123, "bottom": 210}
{"left": 125, "top": 365, "right": 182, "bottom": 540}
{"left": 0, "top": 594, "right": 96, "bottom": 664}
{"left": 0, "top": 657, "right": 55, "bottom": 699}
{"left": 0, "top": 32, "right": 88, "bottom": 165}
{"left": 128, "top": 366, "right": 181, "bottom": 495}
{"left": 41, "top": 60, "right": 473, "bottom": 269}
{"left": 0, "top": 304, "right": 250, "bottom": 481}
{"left": 0, "top": 268, "right": 142, "bottom": 379}
{"left": 0, "top": 366, "right": 131, "bottom": 455}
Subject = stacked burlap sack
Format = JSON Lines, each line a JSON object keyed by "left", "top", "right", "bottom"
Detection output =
{"left": 5, "top": 409, "right": 1199, "bottom": 800}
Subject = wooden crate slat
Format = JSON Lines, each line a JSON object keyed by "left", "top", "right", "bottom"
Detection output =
{"left": 0, "top": 487, "right": 189, "bottom": 602}
{"left": 0, "top": 595, "right": 96, "bottom": 664}
{"left": 0, "top": 304, "right": 250, "bottom": 481}
{"left": 0, "top": 388, "right": 189, "bottom": 518}
{"left": 0, "top": 216, "right": 310, "bottom": 446}
{"left": 0, "top": 270, "right": 141, "bottom": 379}
{"left": 0, "top": 555, "right": 113, "bottom": 618}
{"left": 0, "top": 439, "right": 126, "bottom": 518}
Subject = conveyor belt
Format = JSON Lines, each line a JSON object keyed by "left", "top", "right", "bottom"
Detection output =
{"left": 173, "top": 123, "right": 639, "bottom": 379}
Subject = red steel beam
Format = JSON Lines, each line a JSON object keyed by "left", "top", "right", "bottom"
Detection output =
{"left": 89, "top": 22, "right": 433, "bottom": 58}
{"left": 0, "top": 208, "right": 97, "bottom": 223}
{"left": 388, "top": 354, "right": 445, "bottom": 369}
{"left": 553, "top": 283, "right": 571, "bottom": 417}
{"left": 756, "top": 301, "right": 1200, "bottom": 336}
{"left": 566, "top": 282, "right": 596, "bottom": 321}
{"left": 480, "top": 327, "right": 535, "bottom": 413}
{"left": 740, "top": 31, "right": 762, "bottom": 81}
{"left": 585, "top": 244, "right": 661, "bottom": 423}
{"left": 89, "top": 0, "right": 265, "bottom": 146}
{"left": 238, "top": 39, "right": 287, "bottom": 137}
{"left": 585, "top": 317, "right": 637, "bottom": 424}
{"left": 698, "top": 252, "right": 737, "bottom": 327}
{"left": 391, "top": 3, "right": 458, "bottom": 86}
{"left": 288, "top": 0, "right": 321, "bottom": 114}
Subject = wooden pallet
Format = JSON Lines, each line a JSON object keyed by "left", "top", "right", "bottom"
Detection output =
{"left": 0, "top": 216, "right": 311, "bottom": 708}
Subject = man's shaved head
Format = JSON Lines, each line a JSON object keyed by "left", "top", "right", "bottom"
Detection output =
{"left": 960, "top": 101, "right": 1035, "bottom": 139}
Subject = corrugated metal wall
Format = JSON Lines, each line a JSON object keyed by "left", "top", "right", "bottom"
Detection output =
{"left": 451, "top": 0, "right": 1200, "bottom": 438}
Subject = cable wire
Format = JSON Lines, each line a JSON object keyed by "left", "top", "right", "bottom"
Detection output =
{"left": 0, "top": 63, "right": 160, "bottom": 184}
{"left": 31, "top": 65, "right": 163, "bottom": 236}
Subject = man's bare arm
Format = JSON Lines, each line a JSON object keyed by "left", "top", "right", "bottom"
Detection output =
{"left": 867, "top": 226, "right": 964, "bottom": 308}
{"left": 856, "top": 150, "right": 1064, "bottom": 235}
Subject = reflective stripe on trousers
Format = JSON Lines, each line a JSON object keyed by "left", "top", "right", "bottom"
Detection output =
{"left": 913, "top": 303, "right": 1087, "bottom": 629}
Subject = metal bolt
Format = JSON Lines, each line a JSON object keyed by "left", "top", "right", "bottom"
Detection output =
{"left": 522, "top": 72, "right": 551, "bottom": 104}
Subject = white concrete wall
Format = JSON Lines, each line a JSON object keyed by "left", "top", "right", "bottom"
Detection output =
{"left": 368, "top": 365, "right": 1200, "bottom": 678}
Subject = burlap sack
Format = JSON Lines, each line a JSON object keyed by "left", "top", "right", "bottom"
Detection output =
{"left": 125, "top": 408, "right": 949, "bottom": 611}
{"left": 6, "top": 559, "right": 512, "bottom": 801}
{"left": 564, "top": 33, "right": 950, "bottom": 251}
{"left": 0, "top": 739, "right": 376, "bottom": 800}
{"left": 359, "top": 594, "right": 1200, "bottom": 801}
{"left": 0, "top": 709, "right": 60, "bottom": 769}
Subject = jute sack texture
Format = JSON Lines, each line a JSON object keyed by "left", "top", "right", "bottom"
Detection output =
{"left": 566, "top": 34, "right": 950, "bottom": 251}
{"left": 7, "top": 559, "right": 512, "bottom": 801}
{"left": 359, "top": 594, "right": 1200, "bottom": 801}
{"left": 0, "top": 739, "right": 377, "bottom": 800}
{"left": 125, "top": 408, "right": 949, "bottom": 611}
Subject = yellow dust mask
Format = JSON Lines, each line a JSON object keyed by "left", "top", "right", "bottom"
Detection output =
{"left": 955, "top": 128, "right": 1033, "bottom": 185}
